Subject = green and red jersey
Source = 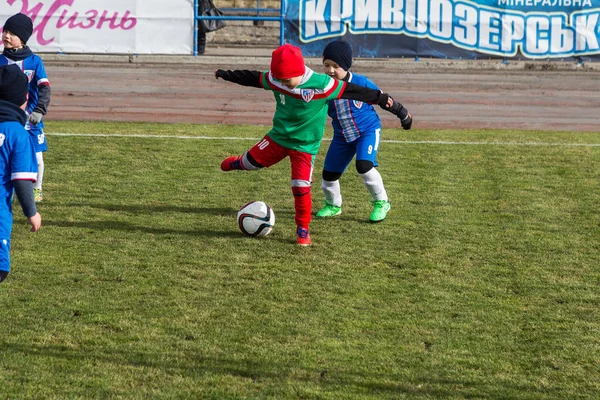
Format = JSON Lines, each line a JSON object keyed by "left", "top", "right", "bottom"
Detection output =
{"left": 215, "top": 66, "right": 406, "bottom": 154}
{"left": 259, "top": 68, "right": 346, "bottom": 155}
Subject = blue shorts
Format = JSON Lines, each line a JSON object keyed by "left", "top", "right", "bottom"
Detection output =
{"left": 323, "top": 128, "right": 381, "bottom": 173}
{"left": 29, "top": 128, "right": 48, "bottom": 153}
{"left": 0, "top": 196, "right": 13, "bottom": 272}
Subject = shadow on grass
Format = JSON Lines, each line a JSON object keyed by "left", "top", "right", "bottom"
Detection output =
{"left": 64, "top": 202, "right": 297, "bottom": 220}
{"left": 43, "top": 219, "right": 240, "bottom": 237}
{"left": 338, "top": 215, "right": 377, "bottom": 224}
{"left": 43, "top": 218, "right": 299, "bottom": 245}
{"left": 65, "top": 202, "right": 239, "bottom": 216}
{"left": 50, "top": 202, "right": 325, "bottom": 244}
{"left": 0, "top": 341, "right": 497, "bottom": 398}
{"left": 312, "top": 213, "right": 380, "bottom": 224}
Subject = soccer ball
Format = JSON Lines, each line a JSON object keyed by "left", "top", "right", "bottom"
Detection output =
{"left": 237, "top": 201, "right": 275, "bottom": 237}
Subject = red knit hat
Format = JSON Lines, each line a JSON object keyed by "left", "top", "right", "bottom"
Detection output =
{"left": 270, "top": 44, "right": 305, "bottom": 79}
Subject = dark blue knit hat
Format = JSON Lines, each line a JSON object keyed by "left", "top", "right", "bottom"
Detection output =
{"left": 3, "top": 13, "right": 33, "bottom": 44}
{"left": 322, "top": 40, "right": 353, "bottom": 71}
{"left": 0, "top": 64, "right": 29, "bottom": 106}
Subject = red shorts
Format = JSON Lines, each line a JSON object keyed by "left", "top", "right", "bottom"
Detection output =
{"left": 248, "top": 136, "right": 315, "bottom": 186}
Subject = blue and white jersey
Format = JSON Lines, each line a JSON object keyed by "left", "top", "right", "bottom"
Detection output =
{"left": 0, "top": 53, "right": 50, "bottom": 131}
{"left": 327, "top": 72, "right": 381, "bottom": 143}
{"left": 0, "top": 120, "right": 38, "bottom": 198}
{"left": 0, "top": 118, "right": 38, "bottom": 237}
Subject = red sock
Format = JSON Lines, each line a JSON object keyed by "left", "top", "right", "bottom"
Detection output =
{"left": 292, "top": 186, "right": 311, "bottom": 229}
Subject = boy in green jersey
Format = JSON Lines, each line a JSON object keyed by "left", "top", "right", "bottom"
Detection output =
{"left": 216, "top": 44, "right": 412, "bottom": 246}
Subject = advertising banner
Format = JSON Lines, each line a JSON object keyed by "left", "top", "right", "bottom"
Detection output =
{"left": 1, "top": 0, "right": 194, "bottom": 54}
{"left": 287, "top": 0, "right": 600, "bottom": 61}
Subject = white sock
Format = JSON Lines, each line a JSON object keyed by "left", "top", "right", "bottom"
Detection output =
{"left": 241, "top": 152, "right": 261, "bottom": 170}
{"left": 34, "top": 152, "right": 44, "bottom": 190}
{"left": 360, "top": 168, "right": 388, "bottom": 202}
{"left": 321, "top": 179, "right": 342, "bottom": 207}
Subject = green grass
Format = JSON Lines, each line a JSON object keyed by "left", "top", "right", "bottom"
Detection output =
{"left": 1, "top": 121, "right": 599, "bottom": 399}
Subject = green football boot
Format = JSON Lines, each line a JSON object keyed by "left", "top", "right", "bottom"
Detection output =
{"left": 370, "top": 200, "right": 390, "bottom": 222}
{"left": 33, "top": 188, "right": 43, "bottom": 203}
{"left": 316, "top": 202, "right": 342, "bottom": 217}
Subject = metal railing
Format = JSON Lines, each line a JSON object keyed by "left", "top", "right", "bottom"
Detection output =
{"left": 194, "top": 0, "right": 286, "bottom": 56}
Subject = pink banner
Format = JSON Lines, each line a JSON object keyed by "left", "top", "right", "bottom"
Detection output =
{"left": 1, "top": 0, "right": 194, "bottom": 54}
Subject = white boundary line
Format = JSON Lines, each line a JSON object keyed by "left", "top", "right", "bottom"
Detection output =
{"left": 46, "top": 132, "right": 600, "bottom": 147}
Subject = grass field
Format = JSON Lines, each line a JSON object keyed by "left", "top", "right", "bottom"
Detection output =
{"left": 1, "top": 121, "right": 599, "bottom": 399}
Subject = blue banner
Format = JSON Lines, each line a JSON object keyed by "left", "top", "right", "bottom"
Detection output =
{"left": 286, "top": 0, "right": 600, "bottom": 60}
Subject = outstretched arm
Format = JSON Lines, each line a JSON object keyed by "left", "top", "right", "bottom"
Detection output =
{"left": 341, "top": 82, "right": 413, "bottom": 130}
{"left": 215, "top": 69, "right": 262, "bottom": 88}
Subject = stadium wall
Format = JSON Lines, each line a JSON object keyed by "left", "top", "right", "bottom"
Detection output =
{"left": 2, "top": 0, "right": 599, "bottom": 61}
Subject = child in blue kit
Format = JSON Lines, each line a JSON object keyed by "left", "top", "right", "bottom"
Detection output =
{"left": 0, "top": 64, "right": 42, "bottom": 283}
{"left": 1, "top": 13, "right": 51, "bottom": 202}
{"left": 316, "top": 40, "right": 412, "bottom": 222}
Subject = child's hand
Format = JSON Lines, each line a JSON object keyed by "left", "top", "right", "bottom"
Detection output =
{"left": 29, "top": 112, "right": 42, "bottom": 125}
{"left": 28, "top": 212, "right": 42, "bottom": 232}
{"left": 401, "top": 113, "right": 413, "bottom": 130}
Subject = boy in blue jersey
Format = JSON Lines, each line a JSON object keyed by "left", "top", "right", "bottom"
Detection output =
{"left": 316, "top": 40, "right": 412, "bottom": 222}
{"left": 0, "top": 64, "right": 42, "bottom": 284}
{"left": 1, "top": 13, "right": 51, "bottom": 202}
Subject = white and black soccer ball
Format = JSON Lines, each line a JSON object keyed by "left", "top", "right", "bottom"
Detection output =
{"left": 237, "top": 201, "right": 275, "bottom": 237}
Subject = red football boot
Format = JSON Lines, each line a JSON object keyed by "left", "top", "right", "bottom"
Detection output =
{"left": 221, "top": 156, "right": 244, "bottom": 171}
{"left": 296, "top": 226, "right": 312, "bottom": 246}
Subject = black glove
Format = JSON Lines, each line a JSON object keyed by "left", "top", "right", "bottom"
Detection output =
{"left": 215, "top": 69, "right": 226, "bottom": 79}
{"left": 376, "top": 92, "right": 391, "bottom": 108}
{"left": 377, "top": 93, "right": 412, "bottom": 130}
{"left": 400, "top": 113, "right": 413, "bottom": 130}
{"left": 0, "top": 270, "right": 8, "bottom": 283}
{"left": 383, "top": 97, "right": 407, "bottom": 117}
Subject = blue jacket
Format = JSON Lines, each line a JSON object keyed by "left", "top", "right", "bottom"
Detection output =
{"left": 1, "top": 47, "right": 51, "bottom": 132}
{"left": 0, "top": 100, "right": 37, "bottom": 203}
